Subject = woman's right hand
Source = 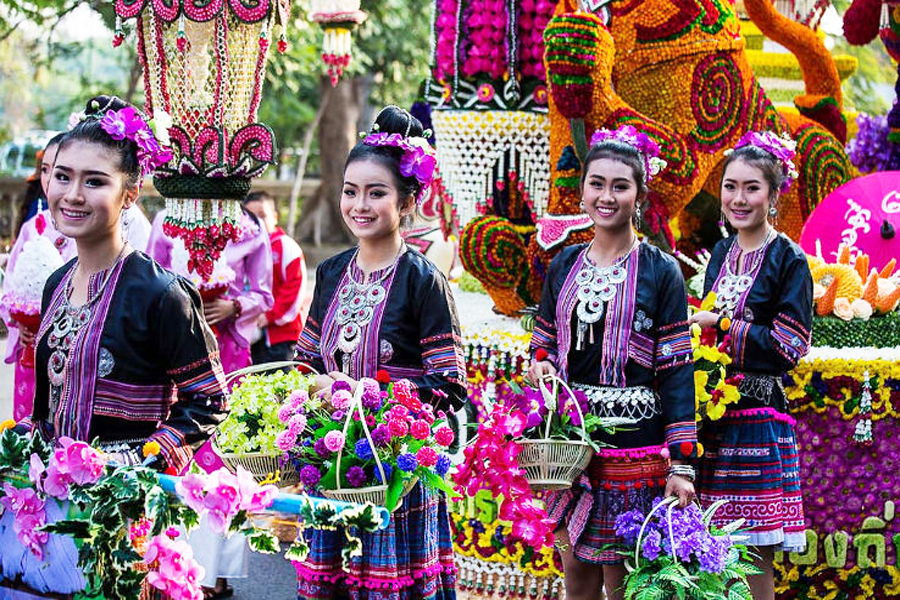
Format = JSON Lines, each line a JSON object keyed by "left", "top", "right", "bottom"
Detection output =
{"left": 18, "top": 326, "right": 35, "bottom": 347}
{"left": 310, "top": 373, "right": 336, "bottom": 400}
{"left": 688, "top": 310, "right": 719, "bottom": 329}
{"left": 527, "top": 360, "right": 557, "bottom": 385}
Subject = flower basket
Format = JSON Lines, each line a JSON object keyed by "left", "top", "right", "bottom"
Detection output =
{"left": 211, "top": 439, "right": 300, "bottom": 486}
{"left": 212, "top": 361, "right": 318, "bottom": 485}
{"left": 319, "top": 384, "right": 418, "bottom": 511}
{"left": 516, "top": 376, "right": 593, "bottom": 491}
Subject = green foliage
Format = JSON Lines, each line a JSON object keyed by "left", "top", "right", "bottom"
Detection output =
{"left": 833, "top": 36, "right": 897, "bottom": 115}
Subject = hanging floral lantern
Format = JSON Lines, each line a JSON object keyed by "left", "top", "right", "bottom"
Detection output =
{"left": 113, "top": 0, "right": 290, "bottom": 278}
{"left": 309, "top": 0, "right": 366, "bottom": 86}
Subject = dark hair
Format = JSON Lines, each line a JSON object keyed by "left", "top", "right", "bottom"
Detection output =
{"left": 580, "top": 141, "right": 648, "bottom": 200}
{"left": 45, "top": 132, "right": 65, "bottom": 152}
{"left": 344, "top": 105, "right": 425, "bottom": 205}
{"left": 720, "top": 145, "right": 785, "bottom": 204}
{"left": 243, "top": 190, "right": 275, "bottom": 207}
{"left": 58, "top": 95, "right": 141, "bottom": 189}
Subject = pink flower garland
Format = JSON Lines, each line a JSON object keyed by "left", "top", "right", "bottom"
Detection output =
{"left": 461, "top": 0, "right": 508, "bottom": 79}
{"left": 434, "top": 0, "right": 460, "bottom": 83}
{"left": 453, "top": 403, "right": 554, "bottom": 549}
{"left": 517, "top": 0, "right": 554, "bottom": 80}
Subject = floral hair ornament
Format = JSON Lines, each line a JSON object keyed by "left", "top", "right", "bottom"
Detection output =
{"left": 362, "top": 132, "right": 438, "bottom": 204}
{"left": 589, "top": 125, "right": 667, "bottom": 182}
{"left": 725, "top": 130, "right": 799, "bottom": 193}
{"left": 73, "top": 97, "right": 174, "bottom": 182}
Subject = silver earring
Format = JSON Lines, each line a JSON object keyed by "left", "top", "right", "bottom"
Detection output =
{"left": 768, "top": 206, "right": 777, "bottom": 217}
{"left": 579, "top": 200, "right": 585, "bottom": 210}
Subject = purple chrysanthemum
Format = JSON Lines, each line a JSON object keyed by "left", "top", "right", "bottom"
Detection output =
{"left": 374, "top": 462, "right": 393, "bottom": 484}
{"left": 435, "top": 454, "right": 452, "bottom": 477}
{"left": 362, "top": 390, "right": 383, "bottom": 411}
{"left": 314, "top": 437, "right": 331, "bottom": 458}
{"left": 331, "top": 380, "right": 352, "bottom": 394}
{"left": 300, "top": 465, "right": 321, "bottom": 488}
{"left": 355, "top": 438, "right": 374, "bottom": 461}
{"left": 396, "top": 453, "right": 418, "bottom": 472}
{"left": 371, "top": 424, "right": 391, "bottom": 448}
{"left": 346, "top": 465, "right": 367, "bottom": 488}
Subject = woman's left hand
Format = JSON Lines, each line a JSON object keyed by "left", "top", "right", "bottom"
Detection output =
{"left": 688, "top": 310, "right": 719, "bottom": 329}
{"left": 665, "top": 475, "right": 696, "bottom": 508}
{"left": 204, "top": 298, "right": 236, "bottom": 325}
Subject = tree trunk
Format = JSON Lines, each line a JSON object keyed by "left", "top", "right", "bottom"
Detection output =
{"left": 295, "top": 76, "right": 362, "bottom": 245}
{"left": 287, "top": 86, "right": 330, "bottom": 236}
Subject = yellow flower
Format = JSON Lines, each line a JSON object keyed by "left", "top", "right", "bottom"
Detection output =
{"left": 0, "top": 419, "right": 16, "bottom": 432}
{"left": 695, "top": 344, "right": 723, "bottom": 363}
{"left": 706, "top": 395, "right": 728, "bottom": 420}
{"left": 142, "top": 440, "right": 162, "bottom": 458}
{"left": 715, "top": 380, "right": 741, "bottom": 405}
{"left": 700, "top": 291, "right": 717, "bottom": 312}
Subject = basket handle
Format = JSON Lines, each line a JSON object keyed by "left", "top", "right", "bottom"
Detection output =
{"left": 633, "top": 495, "right": 679, "bottom": 567}
{"left": 537, "top": 375, "right": 589, "bottom": 443}
{"left": 225, "top": 360, "right": 320, "bottom": 385}
{"left": 334, "top": 380, "right": 387, "bottom": 491}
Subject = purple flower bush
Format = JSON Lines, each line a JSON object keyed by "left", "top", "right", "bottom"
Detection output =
{"left": 846, "top": 113, "right": 891, "bottom": 174}
{"left": 614, "top": 497, "right": 759, "bottom": 599}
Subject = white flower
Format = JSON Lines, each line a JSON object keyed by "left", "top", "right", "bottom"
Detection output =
{"left": 148, "top": 110, "right": 173, "bottom": 147}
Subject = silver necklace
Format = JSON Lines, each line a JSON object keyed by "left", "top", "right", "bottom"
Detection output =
{"left": 715, "top": 229, "right": 774, "bottom": 318}
{"left": 335, "top": 245, "right": 403, "bottom": 363}
{"left": 574, "top": 239, "right": 637, "bottom": 350}
{"left": 47, "top": 245, "right": 128, "bottom": 392}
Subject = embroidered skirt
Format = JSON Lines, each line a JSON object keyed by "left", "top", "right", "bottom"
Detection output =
{"left": 544, "top": 446, "right": 667, "bottom": 565}
{"left": 699, "top": 406, "right": 806, "bottom": 552}
{"left": 295, "top": 482, "right": 457, "bottom": 600}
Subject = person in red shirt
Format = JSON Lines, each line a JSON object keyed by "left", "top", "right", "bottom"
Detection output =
{"left": 243, "top": 191, "right": 308, "bottom": 365}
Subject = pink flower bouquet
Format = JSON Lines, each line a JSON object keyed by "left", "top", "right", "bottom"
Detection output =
{"left": 284, "top": 374, "right": 457, "bottom": 511}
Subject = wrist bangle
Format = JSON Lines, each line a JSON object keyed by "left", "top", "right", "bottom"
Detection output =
{"left": 666, "top": 465, "right": 696, "bottom": 483}
{"left": 232, "top": 299, "right": 243, "bottom": 318}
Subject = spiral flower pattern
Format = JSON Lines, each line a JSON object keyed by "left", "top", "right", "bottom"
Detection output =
{"left": 608, "top": 109, "right": 697, "bottom": 185}
{"left": 460, "top": 216, "right": 527, "bottom": 289}
{"left": 690, "top": 53, "right": 746, "bottom": 150}
{"left": 796, "top": 123, "right": 851, "bottom": 219}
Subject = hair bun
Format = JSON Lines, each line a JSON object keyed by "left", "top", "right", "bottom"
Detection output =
{"left": 84, "top": 95, "right": 128, "bottom": 118}
{"left": 371, "top": 105, "right": 424, "bottom": 139}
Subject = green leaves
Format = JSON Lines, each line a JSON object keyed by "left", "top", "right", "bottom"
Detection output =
{"left": 247, "top": 529, "right": 280, "bottom": 554}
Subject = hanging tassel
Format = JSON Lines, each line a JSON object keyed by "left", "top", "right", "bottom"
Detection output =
{"left": 176, "top": 13, "right": 187, "bottom": 52}
{"left": 112, "top": 15, "right": 125, "bottom": 48}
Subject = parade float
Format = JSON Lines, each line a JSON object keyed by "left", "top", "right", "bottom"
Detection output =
{"left": 422, "top": 0, "right": 900, "bottom": 598}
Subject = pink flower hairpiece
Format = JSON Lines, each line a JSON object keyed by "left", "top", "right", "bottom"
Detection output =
{"left": 92, "top": 106, "right": 173, "bottom": 181}
{"left": 362, "top": 132, "right": 438, "bottom": 204}
{"left": 589, "top": 125, "right": 667, "bottom": 183}
{"left": 726, "top": 130, "right": 799, "bottom": 193}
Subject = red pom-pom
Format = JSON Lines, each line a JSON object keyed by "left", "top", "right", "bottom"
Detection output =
{"left": 376, "top": 369, "right": 391, "bottom": 384}
{"left": 112, "top": 33, "right": 125, "bottom": 48}
{"left": 176, "top": 35, "right": 187, "bottom": 52}
{"left": 634, "top": 481, "right": 643, "bottom": 490}
{"left": 164, "top": 466, "right": 177, "bottom": 476}
{"left": 534, "top": 348, "right": 549, "bottom": 362}
{"left": 277, "top": 39, "right": 288, "bottom": 53}
{"left": 679, "top": 441, "right": 695, "bottom": 457}
{"left": 603, "top": 482, "right": 612, "bottom": 491}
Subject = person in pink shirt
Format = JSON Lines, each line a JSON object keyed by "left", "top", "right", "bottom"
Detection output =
{"left": 242, "top": 191, "right": 308, "bottom": 365}
{"left": 147, "top": 208, "right": 274, "bottom": 375}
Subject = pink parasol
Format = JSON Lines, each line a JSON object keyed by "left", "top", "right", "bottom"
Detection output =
{"left": 799, "top": 171, "right": 900, "bottom": 270}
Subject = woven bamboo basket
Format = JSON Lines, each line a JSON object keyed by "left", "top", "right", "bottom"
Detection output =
{"left": 212, "top": 361, "right": 318, "bottom": 486}
{"left": 516, "top": 375, "right": 594, "bottom": 491}
{"left": 320, "top": 383, "right": 417, "bottom": 511}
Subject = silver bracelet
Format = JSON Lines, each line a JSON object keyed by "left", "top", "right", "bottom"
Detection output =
{"left": 666, "top": 465, "right": 696, "bottom": 482}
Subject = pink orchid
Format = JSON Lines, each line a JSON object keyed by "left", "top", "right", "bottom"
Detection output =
{"left": 203, "top": 470, "right": 241, "bottom": 534}
{"left": 62, "top": 440, "right": 107, "bottom": 485}
{"left": 145, "top": 534, "right": 205, "bottom": 600}
{"left": 236, "top": 467, "right": 278, "bottom": 513}
{"left": 42, "top": 463, "right": 70, "bottom": 499}
{"left": 174, "top": 472, "right": 207, "bottom": 514}
{"left": 28, "top": 453, "right": 45, "bottom": 491}
{"left": 14, "top": 512, "right": 49, "bottom": 559}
